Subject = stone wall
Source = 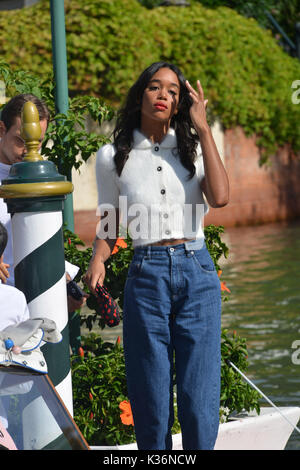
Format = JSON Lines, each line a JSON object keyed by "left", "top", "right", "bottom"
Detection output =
{"left": 205, "top": 126, "right": 300, "bottom": 228}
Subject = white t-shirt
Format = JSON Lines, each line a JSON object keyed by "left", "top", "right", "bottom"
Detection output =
{"left": 0, "top": 162, "right": 14, "bottom": 285}
{"left": 96, "top": 128, "right": 209, "bottom": 247}
{"left": 0, "top": 282, "right": 30, "bottom": 430}
{"left": 0, "top": 282, "right": 30, "bottom": 331}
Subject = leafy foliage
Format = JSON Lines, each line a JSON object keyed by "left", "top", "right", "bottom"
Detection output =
{"left": 0, "top": 0, "right": 299, "bottom": 163}
{"left": 72, "top": 328, "right": 260, "bottom": 445}
{"left": 42, "top": 97, "right": 114, "bottom": 176}
{"left": 221, "top": 329, "right": 261, "bottom": 414}
{"left": 64, "top": 229, "right": 93, "bottom": 280}
{"left": 140, "top": 0, "right": 300, "bottom": 51}
{"left": 190, "top": 0, "right": 300, "bottom": 51}
{"left": 71, "top": 334, "right": 136, "bottom": 446}
{"left": 204, "top": 224, "right": 229, "bottom": 272}
{"left": 0, "top": 60, "right": 114, "bottom": 177}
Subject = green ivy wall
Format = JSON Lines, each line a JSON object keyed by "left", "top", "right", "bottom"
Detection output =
{"left": 0, "top": 0, "right": 300, "bottom": 160}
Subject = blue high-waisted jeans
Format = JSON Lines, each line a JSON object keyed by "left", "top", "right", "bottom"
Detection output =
{"left": 123, "top": 239, "right": 221, "bottom": 450}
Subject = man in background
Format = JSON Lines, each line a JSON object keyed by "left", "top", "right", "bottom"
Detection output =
{"left": 0, "top": 93, "right": 87, "bottom": 312}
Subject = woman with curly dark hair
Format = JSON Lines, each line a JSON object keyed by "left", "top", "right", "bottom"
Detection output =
{"left": 113, "top": 62, "right": 199, "bottom": 180}
{"left": 85, "top": 62, "right": 229, "bottom": 450}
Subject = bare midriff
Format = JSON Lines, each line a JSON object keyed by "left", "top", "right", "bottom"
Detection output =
{"left": 145, "top": 238, "right": 196, "bottom": 247}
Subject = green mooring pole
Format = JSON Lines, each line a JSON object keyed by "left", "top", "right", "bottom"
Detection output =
{"left": 50, "top": 0, "right": 74, "bottom": 232}
{"left": 0, "top": 101, "right": 74, "bottom": 416}
{"left": 50, "top": 0, "right": 81, "bottom": 354}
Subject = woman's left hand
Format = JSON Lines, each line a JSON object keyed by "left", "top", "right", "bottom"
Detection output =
{"left": 185, "top": 79, "right": 209, "bottom": 133}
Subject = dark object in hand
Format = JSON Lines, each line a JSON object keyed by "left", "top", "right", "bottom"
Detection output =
{"left": 67, "top": 280, "right": 84, "bottom": 300}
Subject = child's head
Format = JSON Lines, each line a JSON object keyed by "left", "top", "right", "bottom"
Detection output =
{"left": 0, "top": 222, "right": 8, "bottom": 260}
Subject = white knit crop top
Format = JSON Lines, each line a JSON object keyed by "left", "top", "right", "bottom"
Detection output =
{"left": 95, "top": 127, "right": 208, "bottom": 247}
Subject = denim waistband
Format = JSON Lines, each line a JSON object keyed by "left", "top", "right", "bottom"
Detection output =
{"left": 134, "top": 238, "right": 205, "bottom": 256}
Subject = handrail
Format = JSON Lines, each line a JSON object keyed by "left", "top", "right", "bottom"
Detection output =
{"left": 264, "top": 10, "right": 296, "bottom": 53}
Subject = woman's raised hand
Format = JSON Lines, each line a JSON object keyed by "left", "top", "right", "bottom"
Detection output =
{"left": 185, "top": 79, "right": 209, "bottom": 133}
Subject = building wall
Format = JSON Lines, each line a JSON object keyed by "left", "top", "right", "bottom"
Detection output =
{"left": 205, "top": 126, "right": 300, "bottom": 227}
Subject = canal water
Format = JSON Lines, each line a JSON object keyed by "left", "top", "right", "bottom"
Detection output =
{"left": 220, "top": 219, "right": 300, "bottom": 450}
{"left": 82, "top": 218, "right": 300, "bottom": 450}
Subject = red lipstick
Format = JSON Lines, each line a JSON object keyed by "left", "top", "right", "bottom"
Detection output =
{"left": 154, "top": 102, "right": 167, "bottom": 110}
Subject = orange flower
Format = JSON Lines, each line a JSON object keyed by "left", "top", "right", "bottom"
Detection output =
{"left": 220, "top": 281, "right": 231, "bottom": 293}
{"left": 217, "top": 270, "right": 231, "bottom": 293}
{"left": 112, "top": 237, "right": 128, "bottom": 255}
{"left": 119, "top": 400, "right": 134, "bottom": 426}
{"left": 78, "top": 347, "right": 84, "bottom": 357}
{"left": 116, "top": 238, "right": 127, "bottom": 249}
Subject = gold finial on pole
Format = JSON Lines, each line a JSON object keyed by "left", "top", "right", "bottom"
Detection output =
{"left": 21, "top": 101, "right": 43, "bottom": 162}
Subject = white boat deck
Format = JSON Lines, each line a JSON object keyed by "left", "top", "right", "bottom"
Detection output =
{"left": 91, "top": 407, "right": 300, "bottom": 451}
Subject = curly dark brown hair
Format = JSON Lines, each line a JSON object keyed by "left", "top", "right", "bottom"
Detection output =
{"left": 113, "top": 62, "right": 199, "bottom": 180}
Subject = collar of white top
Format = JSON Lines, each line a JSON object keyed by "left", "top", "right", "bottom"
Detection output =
{"left": 133, "top": 128, "right": 177, "bottom": 149}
